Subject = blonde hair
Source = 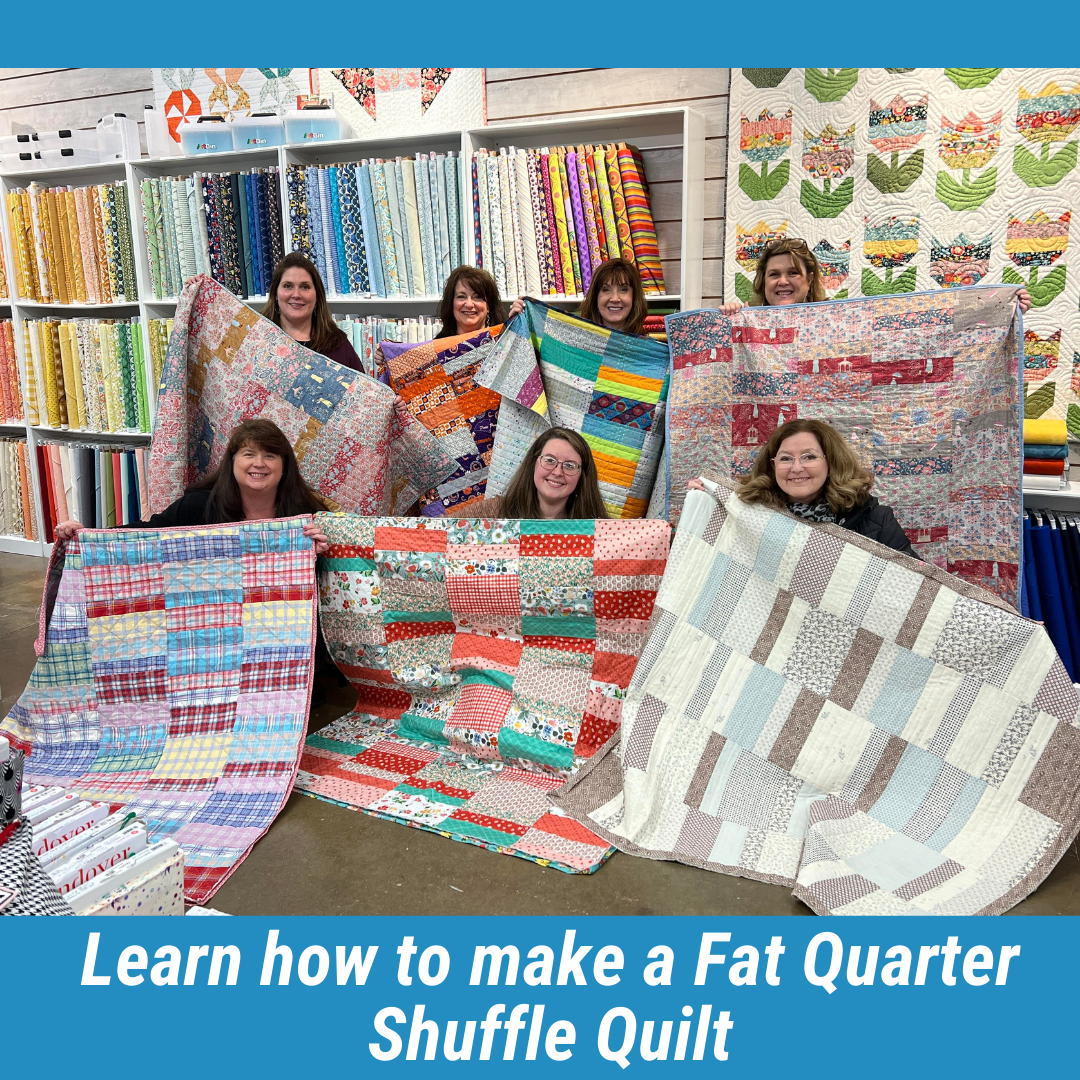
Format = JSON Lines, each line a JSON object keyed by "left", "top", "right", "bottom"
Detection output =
{"left": 736, "top": 418, "right": 872, "bottom": 513}
{"left": 750, "top": 238, "right": 826, "bottom": 306}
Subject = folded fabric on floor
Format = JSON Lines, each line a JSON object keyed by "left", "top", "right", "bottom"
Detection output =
{"left": 477, "top": 299, "right": 669, "bottom": 519}
{"left": 0, "top": 517, "right": 317, "bottom": 905}
{"left": 294, "top": 512, "right": 670, "bottom": 872}
{"left": 382, "top": 326, "right": 505, "bottom": 516}
{"left": 148, "top": 275, "right": 454, "bottom": 516}
{"left": 554, "top": 482, "right": 1080, "bottom": 915}
{"left": 664, "top": 288, "right": 1024, "bottom": 606}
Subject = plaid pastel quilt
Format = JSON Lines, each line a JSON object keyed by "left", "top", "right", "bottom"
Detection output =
{"left": 664, "top": 287, "right": 1023, "bottom": 605}
{"left": 382, "top": 326, "right": 504, "bottom": 516}
{"left": 149, "top": 275, "right": 455, "bottom": 516}
{"left": 477, "top": 299, "right": 669, "bottom": 519}
{"left": 1, "top": 517, "right": 317, "bottom": 905}
{"left": 294, "top": 512, "right": 670, "bottom": 872}
{"left": 555, "top": 482, "right": 1080, "bottom": 915}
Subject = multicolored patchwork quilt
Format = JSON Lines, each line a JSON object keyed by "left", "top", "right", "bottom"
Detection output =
{"left": 555, "top": 482, "right": 1080, "bottom": 915}
{"left": 382, "top": 326, "right": 504, "bottom": 516}
{"left": 725, "top": 67, "right": 1080, "bottom": 430}
{"left": 294, "top": 512, "right": 670, "bottom": 872}
{"left": 665, "top": 287, "right": 1023, "bottom": 605}
{"left": 1, "top": 517, "right": 317, "bottom": 905}
{"left": 477, "top": 299, "right": 669, "bottom": 519}
{"left": 149, "top": 275, "right": 455, "bottom": 515}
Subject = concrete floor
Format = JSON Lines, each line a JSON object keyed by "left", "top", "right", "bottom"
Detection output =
{"left": 3, "top": 550, "right": 1079, "bottom": 916}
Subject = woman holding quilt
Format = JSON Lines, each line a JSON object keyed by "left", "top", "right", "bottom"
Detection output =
{"left": 689, "top": 418, "right": 914, "bottom": 556}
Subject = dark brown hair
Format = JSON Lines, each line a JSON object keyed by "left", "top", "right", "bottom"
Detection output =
{"left": 435, "top": 266, "right": 507, "bottom": 338}
{"left": 501, "top": 428, "right": 609, "bottom": 519}
{"left": 736, "top": 418, "right": 872, "bottom": 514}
{"left": 750, "top": 239, "right": 826, "bottom": 306}
{"left": 578, "top": 258, "right": 648, "bottom": 337}
{"left": 197, "top": 419, "right": 327, "bottom": 523}
{"left": 263, "top": 252, "right": 348, "bottom": 355}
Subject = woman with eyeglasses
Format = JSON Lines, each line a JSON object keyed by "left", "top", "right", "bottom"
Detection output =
{"left": 718, "top": 237, "right": 1031, "bottom": 315}
{"left": 463, "top": 427, "right": 609, "bottom": 519}
{"left": 688, "top": 418, "right": 914, "bottom": 555}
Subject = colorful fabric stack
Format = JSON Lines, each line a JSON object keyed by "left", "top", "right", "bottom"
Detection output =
{"left": 334, "top": 314, "right": 441, "bottom": 379}
{"left": 383, "top": 326, "right": 504, "bottom": 515}
{"left": 22, "top": 317, "right": 150, "bottom": 433}
{"left": 1023, "top": 418, "right": 1068, "bottom": 491}
{"left": 0, "top": 437, "right": 36, "bottom": 541}
{"left": 285, "top": 153, "right": 461, "bottom": 298}
{"left": 294, "top": 512, "right": 670, "bottom": 872}
{"left": 35, "top": 443, "right": 151, "bottom": 542}
{"left": 147, "top": 317, "right": 174, "bottom": 399}
{"left": 1, "top": 517, "right": 317, "bottom": 905}
{"left": 148, "top": 275, "right": 454, "bottom": 516}
{"left": 470, "top": 143, "right": 665, "bottom": 298}
{"left": 665, "top": 287, "right": 1023, "bottom": 606}
{"left": 139, "top": 167, "right": 284, "bottom": 300}
{"left": 555, "top": 482, "right": 1080, "bottom": 916}
{"left": 477, "top": 299, "right": 669, "bottom": 519}
{"left": 5, "top": 180, "right": 137, "bottom": 302}
{"left": 0, "top": 320, "right": 23, "bottom": 422}
{"left": 1023, "top": 509, "right": 1080, "bottom": 682}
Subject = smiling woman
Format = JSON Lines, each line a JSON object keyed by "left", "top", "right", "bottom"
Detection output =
{"left": 54, "top": 420, "right": 330, "bottom": 553}
{"left": 578, "top": 258, "right": 648, "bottom": 337}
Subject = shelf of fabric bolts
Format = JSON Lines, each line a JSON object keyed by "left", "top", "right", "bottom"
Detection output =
{"left": 0, "top": 106, "right": 706, "bottom": 554}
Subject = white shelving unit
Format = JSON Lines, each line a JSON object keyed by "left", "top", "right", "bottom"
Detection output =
{"left": 0, "top": 106, "right": 706, "bottom": 556}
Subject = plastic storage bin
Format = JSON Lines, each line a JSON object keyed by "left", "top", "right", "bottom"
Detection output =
{"left": 177, "top": 115, "right": 235, "bottom": 155}
{"left": 284, "top": 106, "right": 345, "bottom": 144}
{"left": 1, "top": 150, "right": 39, "bottom": 173}
{"left": 36, "top": 129, "right": 100, "bottom": 160}
{"left": 0, "top": 132, "right": 37, "bottom": 164}
{"left": 143, "top": 104, "right": 179, "bottom": 158}
{"left": 37, "top": 146, "right": 101, "bottom": 168}
{"left": 96, "top": 113, "right": 140, "bottom": 161}
{"left": 232, "top": 112, "right": 285, "bottom": 150}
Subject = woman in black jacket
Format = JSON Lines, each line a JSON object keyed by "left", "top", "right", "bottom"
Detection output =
{"left": 54, "top": 419, "right": 330, "bottom": 553}
{"left": 689, "top": 418, "right": 914, "bottom": 556}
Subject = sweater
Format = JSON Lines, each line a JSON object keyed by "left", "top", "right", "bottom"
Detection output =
{"left": 836, "top": 496, "right": 915, "bottom": 557}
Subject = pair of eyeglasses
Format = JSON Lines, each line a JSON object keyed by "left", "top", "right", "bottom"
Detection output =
{"left": 773, "top": 452, "right": 824, "bottom": 469}
{"left": 538, "top": 453, "right": 581, "bottom": 475}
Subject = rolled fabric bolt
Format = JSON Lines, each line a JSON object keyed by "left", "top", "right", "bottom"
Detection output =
{"left": 1023, "top": 418, "right": 1068, "bottom": 445}
{"left": 1023, "top": 458, "right": 1065, "bottom": 476}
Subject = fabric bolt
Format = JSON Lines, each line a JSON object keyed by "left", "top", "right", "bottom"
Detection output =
{"left": 356, "top": 165, "right": 385, "bottom": 297}
{"left": 435, "top": 153, "right": 452, "bottom": 291}
{"left": 513, "top": 150, "right": 542, "bottom": 297}
{"left": 329, "top": 168, "right": 351, "bottom": 296}
{"left": 556, "top": 482, "right": 1080, "bottom": 916}
{"left": 303, "top": 166, "right": 327, "bottom": 286}
{"left": 237, "top": 174, "right": 255, "bottom": 298}
{"left": 1024, "top": 459, "right": 1065, "bottom": 475}
{"left": 427, "top": 155, "right": 446, "bottom": 291}
{"left": 246, "top": 174, "right": 264, "bottom": 295}
{"left": 295, "top": 512, "right": 669, "bottom": 873}
{"left": 53, "top": 190, "right": 75, "bottom": 304}
{"left": 526, "top": 150, "right": 553, "bottom": 295}
{"left": 148, "top": 275, "right": 453, "bottom": 515}
{"left": 193, "top": 176, "right": 213, "bottom": 292}
{"left": 476, "top": 154, "right": 494, "bottom": 278}
{"left": 545, "top": 152, "right": 573, "bottom": 295}
{"left": 1, "top": 518, "right": 317, "bottom": 905}
{"left": 566, "top": 151, "right": 593, "bottom": 292}
{"left": 665, "top": 287, "right": 1024, "bottom": 605}
{"left": 1024, "top": 419, "right": 1068, "bottom": 444}
{"left": 383, "top": 161, "right": 409, "bottom": 297}
{"left": 472, "top": 155, "right": 483, "bottom": 267}
{"left": 28, "top": 185, "right": 51, "bottom": 301}
{"left": 478, "top": 299, "right": 670, "bottom": 519}
{"left": 414, "top": 155, "right": 439, "bottom": 299}
{"left": 338, "top": 165, "right": 368, "bottom": 294}
{"left": 497, "top": 152, "right": 520, "bottom": 299}
{"left": 557, "top": 152, "right": 583, "bottom": 295}
{"left": 605, "top": 145, "right": 635, "bottom": 264}
{"left": 485, "top": 152, "right": 508, "bottom": 296}
{"left": 618, "top": 145, "right": 665, "bottom": 294}
{"left": 382, "top": 325, "right": 505, "bottom": 514}
{"left": 200, "top": 176, "right": 223, "bottom": 291}
{"left": 446, "top": 152, "right": 462, "bottom": 271}
{"left": 287, "top": 166, "right": 312, "bottom": 259}
{"left": 370, "top": 163, "right": 401, "bottom": 297}
{"left": 577, "top": 147, "right": 603, "bottom": 274}
{"left": 315, "top": 168, "right": 340, "bottom": 295}
{"left": 400, "top": 159, "right": 427, "bottom": 297}
{"left": 1050, "top": 520, "right": 1080, "bottom": 676}
{"left": 1023, "top": 443, "right": 1068, "bottom": 460}
{"left": 584, "top": 146, "right": 610, "bottom": 263}
{"left": 186, "top": 178, "right": 206, "bottom": 279}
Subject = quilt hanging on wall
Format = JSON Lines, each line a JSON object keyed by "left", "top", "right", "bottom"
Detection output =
{"left": 148, "top": 275, "right": 454, "bottom": 516}
{"left": 1, "top": 517, "right": 317, "bottom": 905}
{"left": 382, "top": 326, "right": 504, "bottom": 517}
{"left": 294, "top": 512, "right": 669, "bottom": 873}
{"left": 664, "top": 286, "right": 1023, "bottom": 606}
{"left": 476, "top": 299, "right": 670, "bottom": 519}
{"left": 152, "top": 68, "right": 313, "bottom": 142}
{"left": 314, "top": 69, "right": 485, "bottom": 139}
{"left": 724, "top": 67, "right": 1080, "bottom": 428}
{"left": 554, "top": 483, "right": 1080, "bottom": 916}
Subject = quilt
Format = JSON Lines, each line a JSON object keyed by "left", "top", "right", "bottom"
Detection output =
{"left": 293, "top": 512, "right": 670, "bottom": 872}
{"left": 664, "top": 287, "right": 1023, "bottom": 606}
{"left": 725, "top": 67, "right": 1080, "bottom": 430}
{"left": 382, "top": 326, "right": 504, "bottom": 516}
{"left": 0, "top": 517, "right": 317, "bottom": 905}
{"left": 149, "top": 275, "right": 454, "bottom": 516}
{"left": 477, "top": 299, "right": 670, "bottom": 519}
{"left": 554, "top": 482, "right": 1080, "bottom": 915}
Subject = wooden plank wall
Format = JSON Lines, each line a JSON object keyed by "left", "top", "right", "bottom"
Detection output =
{"left": 0, "top": 67, "right": 729, "bottom": 302}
